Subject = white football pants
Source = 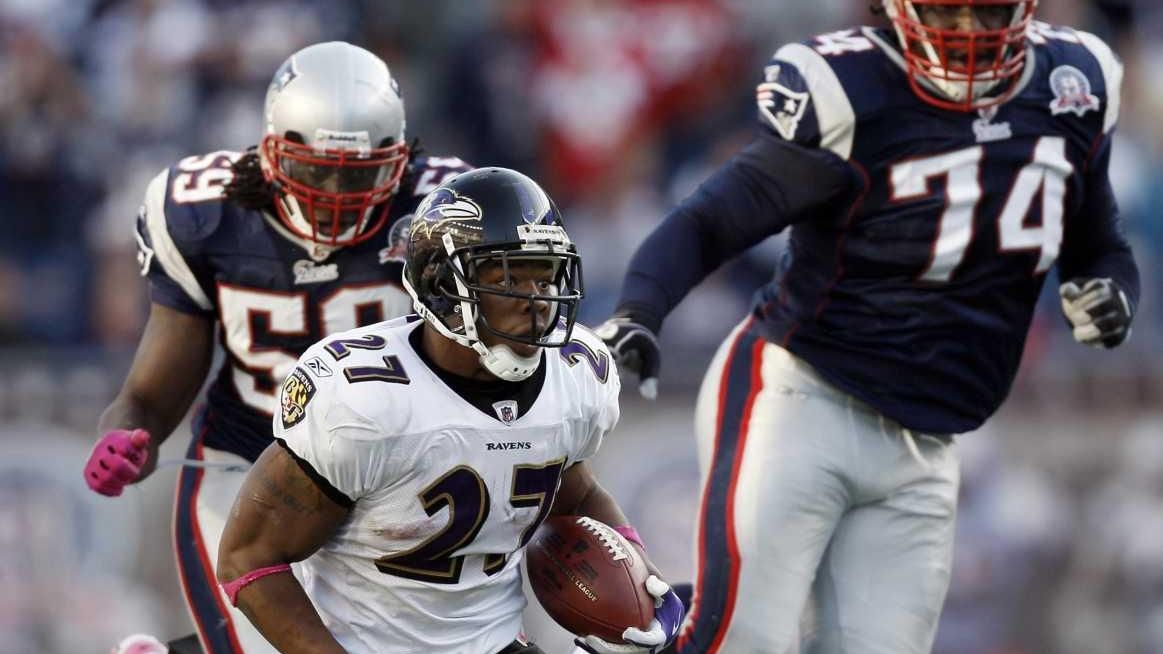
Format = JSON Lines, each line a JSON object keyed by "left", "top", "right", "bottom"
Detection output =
{"left": 676, "top": 318, "right": 960, "bottom": 654}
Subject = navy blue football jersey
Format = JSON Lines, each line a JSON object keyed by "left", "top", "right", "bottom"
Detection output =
{"left": 134, "top": 151, "right": 471, "bottom": 460}
{"left": 618, "top": 23, "right": 1138, "bottom": 434}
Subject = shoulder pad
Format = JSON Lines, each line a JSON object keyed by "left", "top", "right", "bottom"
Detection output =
{"left": 558, "top": 325, "right": 618, "bottom": 388}
{"left": 295, "top": 322, "right": 417, "bottom": 435}
{"left": 139, "top": 167, "right": 217, "bottom": 310}
{"left": 1027, "top": 22, "right": 1122, "bottom": 133}
{"left": 758, "top": 35, "right": 857, "bottom": 159}
{"left": 402, "top": 155, "right": 474, "bottom": 199}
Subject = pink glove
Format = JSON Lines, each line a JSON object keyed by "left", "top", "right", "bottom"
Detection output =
{"left": 84, "top": 429, "right": 151, "bottom": 496}
{"left": 110, "top": 634, "right": 168, "bottom": 654}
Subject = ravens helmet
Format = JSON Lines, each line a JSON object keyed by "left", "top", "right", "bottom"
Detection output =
{"left": 403, "top": 167, "right": 583, "bottom": 381}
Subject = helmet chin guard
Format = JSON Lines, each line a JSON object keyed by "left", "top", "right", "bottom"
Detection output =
{"left": 478, "top": 344, "right": 543, "bottom": 382}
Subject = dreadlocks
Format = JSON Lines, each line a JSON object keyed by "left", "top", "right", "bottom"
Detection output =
{"left": 222, "top": 147, "right": 276, "bottom": 211}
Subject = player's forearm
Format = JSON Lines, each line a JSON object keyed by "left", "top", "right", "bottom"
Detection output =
{"left": 97, "top": 392, "right": 183, "bottom": 440}
{"left": 616, "top": 132, "right": 860, "bottom": 326}
{"left": 571, "top": 480, "right": 629, "bottom": 530}
{"left": 572, "top": 482, "right": 666, "bottom": 578}
{"left": 227, "top": 570, "right": 348, "bottom": 654}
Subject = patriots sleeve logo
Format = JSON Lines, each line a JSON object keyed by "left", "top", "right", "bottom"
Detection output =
{"left": 757, "top": 64, "right": 811, "bottom": 141}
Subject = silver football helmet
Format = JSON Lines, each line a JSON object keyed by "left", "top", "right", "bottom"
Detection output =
{"left": 259, "top": 41, "right": 409, "bottom": 247}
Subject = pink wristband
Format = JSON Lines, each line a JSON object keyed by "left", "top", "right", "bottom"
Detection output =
{"left": 221, "top": 563, "right": 292, "bottom": 606}
{"left": 613, "top": 525, "right": 645, "bottom": 549}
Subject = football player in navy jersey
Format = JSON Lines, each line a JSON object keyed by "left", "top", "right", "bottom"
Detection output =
{"left": 597, "top": 2, "right": 1139, "bottom": 653}
{"left": 83, "top": 41, "right": 471, "bottom": 654}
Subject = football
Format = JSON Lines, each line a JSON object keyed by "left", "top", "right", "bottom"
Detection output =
{"left": 525, "top": 515, "right": 654, "bottom": 642}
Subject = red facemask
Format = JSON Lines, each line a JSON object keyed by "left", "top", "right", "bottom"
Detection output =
{"left": 261, "top": 134, "right": 409, "bottom": 247}
{"left": 887, "top": 0, "right": 1037, "bottom": 112}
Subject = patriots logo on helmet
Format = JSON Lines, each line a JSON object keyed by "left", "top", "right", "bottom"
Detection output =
{"left": 271, "top": 58, "right": 298, "bottom": 93}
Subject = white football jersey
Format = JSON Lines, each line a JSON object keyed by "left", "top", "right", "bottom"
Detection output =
{"left": 274, "top": 316, "right": 620, "bottom": 654}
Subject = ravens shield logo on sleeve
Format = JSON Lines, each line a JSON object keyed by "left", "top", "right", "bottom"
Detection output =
{"left": 280, "top": 367, "right": 316, "bottom": 429}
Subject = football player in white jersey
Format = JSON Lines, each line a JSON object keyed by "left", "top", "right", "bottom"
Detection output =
{"left": 216, "top": 168, "right": 685, "bottom": 654}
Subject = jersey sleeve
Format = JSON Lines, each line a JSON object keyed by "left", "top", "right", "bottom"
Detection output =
{"left": 570, "top": 332, "right": 622, "bottom": 463}
{"left": 757, "top": 42, "right": 857, "bottom": 160}
{"left": 134, "top": 167, "right": 215, "bottom": 315}
{"left": 1057, "top": 133, "right": 1140, "bottom": 312}
{"left": 1054, "top": 30, "right": 1138, "bottom": 310}
{"left": 615, "top": 130, "right": 862, "bottom": 326}
{"left": 612, "top": 40, "right": 864, "bottom": 326}
{"left": 1075, "top": 29, "right": 1122, "bottom": 134}
{"left": 273, "top": 358, "right": 395, "bottom": 504}
{"left": 405, "top": 155, "right": 474, "bottom": 198}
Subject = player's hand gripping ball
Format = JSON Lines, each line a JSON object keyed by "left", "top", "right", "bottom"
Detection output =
{"left": 526, "top": 516, "right": 656, "bottom": 643}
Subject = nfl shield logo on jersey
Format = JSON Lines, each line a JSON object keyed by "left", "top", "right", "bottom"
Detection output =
{"left": 492, "top": 400, "right": 518, "bottom": 425}
{"left": 1048, "top": 65, "right": 1100, "bottom": 117}
{"left": 280, "top": 367, "right": 317, "bottom": 429}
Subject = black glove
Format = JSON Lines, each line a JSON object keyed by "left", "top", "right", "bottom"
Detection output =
{"left": 594, "top": 312, "right": 661, "bottom": 399}
{"left": 1059, "top": 277, "right": 1133, "bottom": 348}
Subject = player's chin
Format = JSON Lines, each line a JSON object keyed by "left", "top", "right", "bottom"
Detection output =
{"left": 500, "top": 338, "right": 541, "bottom": 359}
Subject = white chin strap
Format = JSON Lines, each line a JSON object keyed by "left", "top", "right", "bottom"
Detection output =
{"left": 476, "top": 343, "right": 542, "bottom": 382}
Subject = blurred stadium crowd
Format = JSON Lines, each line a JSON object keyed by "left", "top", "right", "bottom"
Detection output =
{"left": 0, "top": 0, "right": 1160, "bottom": 652}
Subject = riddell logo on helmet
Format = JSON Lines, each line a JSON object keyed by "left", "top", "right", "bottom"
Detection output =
{"left": 312, "top": 129, "right": 371, "bottom": 153}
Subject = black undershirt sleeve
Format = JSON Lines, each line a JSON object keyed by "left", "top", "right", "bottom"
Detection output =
{"left": 615, "top": 131, "right": 862, "bottom": 329}
{"left": 275, "top": 437, "right": 356, "bottom": 509}
{"left": 1056, "top": 133, "right": 1140, "bottom": 312}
